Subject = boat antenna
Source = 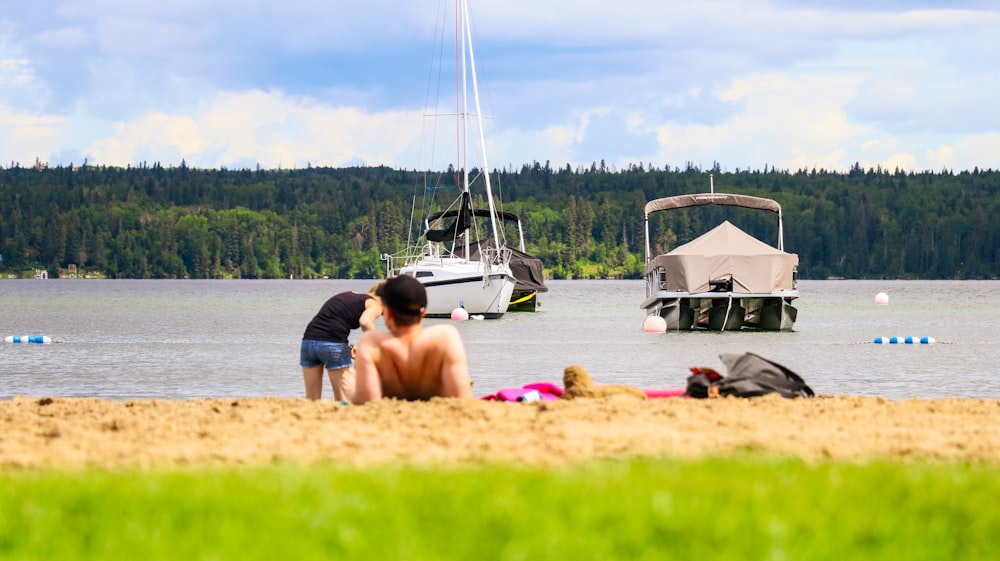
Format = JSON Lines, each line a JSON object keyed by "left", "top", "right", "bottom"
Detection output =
{"left": 710, "top": 172, "right": 714, "bottom": 193}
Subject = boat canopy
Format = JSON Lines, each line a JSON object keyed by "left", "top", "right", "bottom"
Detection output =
{"left": 426, "top": 203, "right": 528, "bottom": 254}
{"left": 644, "top": 193, "right": 782, "bottom": 216}
{"left": 427, "top": 207, "right": 522, "bottom": 224}
{"left": 647, "top": 221, "right": 798, "bottom": 294}
{"left": 644, "top": 191, "right": 786, "bottom": 255}
{"left": 425, "top": 192, "right": 473, "bottom": 243}
{"left": 508, "top": 249, "right": 548, "bottom": 293}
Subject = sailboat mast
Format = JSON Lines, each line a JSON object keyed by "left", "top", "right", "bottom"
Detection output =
{"left": 452, "top": 0, "right": 462, "bottom": 199}
{"left": 459, "top": 0, "right": 474, "bottom": 258}
{"left": 461, "top": 0, "right": 503, "bottom": 247}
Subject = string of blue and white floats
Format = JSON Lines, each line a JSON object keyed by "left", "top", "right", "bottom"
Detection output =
{"left": 873, "top": 336, "right": 935, "bottom": 345}
{"left": 4, "top": 335, "right": 52, "bottom": 344}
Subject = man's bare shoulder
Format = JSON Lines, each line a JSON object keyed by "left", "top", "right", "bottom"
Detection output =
{"left": 421, "top": 323, "right": 462, "bottom": 339}
{"left": 359, "top": 329, "right": 392, "bottom": 344}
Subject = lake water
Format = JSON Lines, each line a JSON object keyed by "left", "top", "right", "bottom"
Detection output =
{"left": 2, "top": 279, "right": 998, "bottom": 401}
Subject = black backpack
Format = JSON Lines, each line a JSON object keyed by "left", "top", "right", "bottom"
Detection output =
{"left": 685, "top": 352, "right": 814, "bottom": 399}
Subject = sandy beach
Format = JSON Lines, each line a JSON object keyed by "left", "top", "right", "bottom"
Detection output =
{"left": 2, "top": 393, "right": 999, "bottom": 470}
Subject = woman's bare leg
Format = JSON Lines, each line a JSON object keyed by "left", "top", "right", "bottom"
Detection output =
{"left": 303, "top": 365, "right": 325, "bottom": 400}
{"left": 328, "top": 366, "right": 356, "bottom": 403}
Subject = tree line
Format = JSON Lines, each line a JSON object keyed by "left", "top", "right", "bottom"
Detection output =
{"left": 0, "top": 160, "right": 997, "bottom": 280}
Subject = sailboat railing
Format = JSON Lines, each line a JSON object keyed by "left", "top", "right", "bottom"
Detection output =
{"left": 480, "top": 246, "right": 512, "bottom": 280}
{"left": 382, "top": 241, "right": 442, "bottom": 277}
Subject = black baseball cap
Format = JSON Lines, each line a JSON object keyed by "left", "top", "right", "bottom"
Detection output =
{"left": 379, "top": 275, "right": 427, "bottom": 318}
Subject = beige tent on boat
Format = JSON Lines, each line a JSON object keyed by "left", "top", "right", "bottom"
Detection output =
{"left": 649, "top": 220, "right": 798, "bottom": 294}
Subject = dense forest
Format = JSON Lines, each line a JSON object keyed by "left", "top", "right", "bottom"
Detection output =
{"left": 0, "top": 161, "right": 997, "bottom": 280}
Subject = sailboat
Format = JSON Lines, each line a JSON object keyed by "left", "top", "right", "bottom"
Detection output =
{"left": 424, "top": 206, "right": 548, "bottom": 312}
{"left": 382, "top": 0, "right": 516, "bottom": 319}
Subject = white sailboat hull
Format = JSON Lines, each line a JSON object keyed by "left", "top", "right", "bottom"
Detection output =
{"left": 400, "top": 257, "right": 516, "bottom": 318}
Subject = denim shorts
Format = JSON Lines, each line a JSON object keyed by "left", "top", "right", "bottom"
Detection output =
{"left": 299, "top": 339, "right": 352, "bottom": 369}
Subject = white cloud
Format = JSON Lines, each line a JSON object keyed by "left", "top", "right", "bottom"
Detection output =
{"left": 0, "top": 106, "right": 65, "bottom": 165}
{"left": 0, "top": 58, "right": 33, "bottom": 86}
{"left": 880, "top": 152, "right": 919, "bottom": 172}
{"left": 924, "top": 133, "right": 1000, "bottom": 172}
{"left": 83, "top": 90, "right": 423, "bottom": 169}
{"left": 646, "top": 72, "right": 872, "bottom": 171}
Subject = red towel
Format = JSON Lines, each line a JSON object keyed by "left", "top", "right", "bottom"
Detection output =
{"left": 481, "top": 382, "right": 684, "bottom": 401}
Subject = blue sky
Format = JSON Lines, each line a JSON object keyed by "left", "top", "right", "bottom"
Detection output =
{"left": 2, "top": 0, "right": 999, "bottom": 172}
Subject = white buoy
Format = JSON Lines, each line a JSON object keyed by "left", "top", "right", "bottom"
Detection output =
{"left": 875, "top": 292, "right": 889, "bottom": 305}
{"left": 451, "top": 307, "right": 469, "bottom": 321}
{"left": 643, "top": 315, "right": 667, "bottom": 333}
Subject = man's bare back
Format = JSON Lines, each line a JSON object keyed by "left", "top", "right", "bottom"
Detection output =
{"left": 353, "top": 275, "right": 473, "bottom": 404}
{"left": 354, "top": 324, "right": 471, "bottom": 402}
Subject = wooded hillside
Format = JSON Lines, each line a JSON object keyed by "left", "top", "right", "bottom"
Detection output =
{"left": 1, "top": 161, "right": 996, "bottom": 280}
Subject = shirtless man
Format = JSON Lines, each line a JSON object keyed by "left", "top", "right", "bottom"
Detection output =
{"left": 353, "top": 275, "right": 473, "bottom": 404}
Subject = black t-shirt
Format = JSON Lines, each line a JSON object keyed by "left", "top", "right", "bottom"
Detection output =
{"left": 302, "top": 292, "right": 372, "bottom": 342}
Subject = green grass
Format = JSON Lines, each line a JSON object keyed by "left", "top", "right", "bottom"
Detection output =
{"left": 2, "top": 457, "right": 997, "bottom": 560}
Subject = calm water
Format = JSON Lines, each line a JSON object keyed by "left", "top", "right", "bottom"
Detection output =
{"left": 2, "top": 279, "right": 998, "bottom": 401}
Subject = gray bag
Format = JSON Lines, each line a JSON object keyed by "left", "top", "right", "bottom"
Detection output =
{"left": 685, "top": 352, "right": 814, "bottom": 399}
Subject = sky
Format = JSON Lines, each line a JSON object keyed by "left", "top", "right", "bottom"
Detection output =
{"left": 2, "top": 0, "right": 1000, "bottom": 173}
